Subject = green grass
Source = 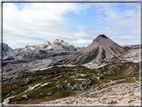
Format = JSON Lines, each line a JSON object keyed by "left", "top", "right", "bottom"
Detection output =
{"left": 102, "top": 48, "right": 106, "bottom": 60}
{"left": 2, "top": 81, "right": 28, "bottom": 101}
{"left": 82, "top": 48, "right": 99, "bottom": 63}
{"left": 3, "top": 61, "right": 139, "bottom": 104}
{"left": 49, "top": 90, "right": 75, "bottom": 99}
{"left": 123, "top": 46, "right": 131, "bottom": 51}
{"left": 112, "top": 56, "right": 119, "bottom": 59}
{"left": 10, "top": 94, "right": 24, "bottom": 103}
{"left": 107, "top": 73, "right": 127, "bottom": 80}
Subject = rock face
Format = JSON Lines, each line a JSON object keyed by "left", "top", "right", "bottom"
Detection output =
{"left": 15, "top": 41, "right": 51, "bottom": 53}
{"left": 18, "top": 39, "right": 77, "bottom": 52}
{"left": 47, "top": 39, "right": 77, "bottom": 51}
{"left": 68, "top": 34, "right": 124, "bottom": 64}
{"left": 1, "top": 43, "right": 13, "bottom": 58}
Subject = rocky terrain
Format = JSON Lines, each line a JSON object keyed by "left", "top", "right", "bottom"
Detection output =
{"left": 2, "top": 35, "right": 141, "bottom": 106}
{"left": 122, "top": 45, "right": 140, "bottom": 63}
{"left": 40, "top": 80, "right": 140, "bottom": 105}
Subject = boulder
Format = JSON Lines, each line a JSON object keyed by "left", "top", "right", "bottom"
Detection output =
{"left": 47, "top": 91, "right": 55, "bottom": 96}
{"left": 73, "top": 83, "right": 80, "bottom": 90}
{"left": 47, "top": 71, "right": 57, "bottom": 75}
{"left": 108, "top": 70, "right": 116, "bottom": 75}
{"left": 79, "top": 74, "right": 87, "bottom": 77}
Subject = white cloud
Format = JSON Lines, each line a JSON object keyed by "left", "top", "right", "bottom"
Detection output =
{"left": 3, "top": 3, "right": 140, "bottom": 49}
{"left": 73, "top": 39, "right": 92, "bottom": 47}
{"left": 3, "top": 3, "right": 94, "bottom": 49}
{"left": 73, "top": 31, "right": 88, "bottom": 39}
{"left": 91, "top": 3, "right": 140, "bottom": 45}
{"left": 73, "top": 39, "right": 92, "bottom": 44}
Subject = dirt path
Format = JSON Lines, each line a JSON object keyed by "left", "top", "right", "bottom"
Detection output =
{"left": 133, "top": 77, "right": 140, "bottom": 84}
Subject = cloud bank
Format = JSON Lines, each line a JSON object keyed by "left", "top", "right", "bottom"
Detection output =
{"left": 3, "top": 3, "right": 140, "bottom": 49}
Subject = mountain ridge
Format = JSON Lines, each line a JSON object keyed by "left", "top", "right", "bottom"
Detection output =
{"left": 2, "top": 39, "right": 84, "bottom": 60}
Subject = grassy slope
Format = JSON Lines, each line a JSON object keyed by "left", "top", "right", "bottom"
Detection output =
{"left": 2, "top": 61, "right": 139, "bottom": 104}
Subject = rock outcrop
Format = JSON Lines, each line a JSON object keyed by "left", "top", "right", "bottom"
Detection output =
{"left": 1, "top": 43, "right": 13, "bottom": 58}
{"left": 46, "top": 39, "right": 77, "bottom": 51}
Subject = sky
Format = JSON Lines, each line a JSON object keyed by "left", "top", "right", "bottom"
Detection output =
{"left": 3, "top": 2, "right": 140, "bottom": 49}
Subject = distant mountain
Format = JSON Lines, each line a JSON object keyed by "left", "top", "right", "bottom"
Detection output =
{"left": 3, "top": 39, "right": 82, "bottom": 61}
{"left": 1, "top": 43, "right": 13, "bottom": 58}
{"left": 17, "top": 41, "right": 51, "bottom": 53}
{"left": 67, "top": 34, "right": 125, "bottom": 64}
{"left": 12, "top": 39, "right": 77, "bottom": 53}
{"left": 46, "top": 39, "right": 77, "bottom": 51}
{"left": 76, "top": 46, "right": 85, "bottom": 51}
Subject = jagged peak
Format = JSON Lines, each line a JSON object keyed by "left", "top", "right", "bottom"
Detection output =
{"left": 25, "top": 45, "right": 29, "bottom": 48}
{"left": 42, "top": 41, "right": 51, "bottom": 45}
{"left": 53, "top": 39, "right": 64, "bottom": 44}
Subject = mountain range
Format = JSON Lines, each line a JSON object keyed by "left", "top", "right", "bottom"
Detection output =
{"left": 2, "top": 34, "right": 138, "bottom": 64}
{"left": 2, "top": 39, "right": 85, "bottom": 61}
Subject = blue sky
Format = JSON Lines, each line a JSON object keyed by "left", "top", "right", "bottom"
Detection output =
{"left": 3, "top": 3, "right": 140, "bottom": 49}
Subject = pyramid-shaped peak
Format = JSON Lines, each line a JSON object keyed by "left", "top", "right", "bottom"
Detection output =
{"left": 68, "top": 34, "right": 124, "bottom": 64}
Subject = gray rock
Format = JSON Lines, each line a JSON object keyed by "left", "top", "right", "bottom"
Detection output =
{"left": 79, "top": 74, "right": 87, "bottom": 77}
{"left": 48, "top": 71, "right": 57, "bottom": 75}
{"left": 57, "top": 85, "right": 64, "bottom": 91}
{"left": 73, "top": 83, "right": 80, "bottom": 90}
{"left": 47, "top": 91, "right": 55, "bottom": 96}
{"left": 108, "top": 70, "right": 116, "bottom": 75}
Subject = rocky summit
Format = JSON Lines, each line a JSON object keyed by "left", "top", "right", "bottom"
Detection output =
{"left": 47, "top": 39, "right": 77, "bottom": 51}
{"left": 2, "top": 34, "right": 141, "bottom": 106}
{"left": 66, "top": 34, "right": 125, "bottom": 64}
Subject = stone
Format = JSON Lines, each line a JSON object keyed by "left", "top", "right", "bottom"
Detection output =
{"left": 79, "top": 74, "right": 87, "bottom": 77}
{"left": 47, "top": 91, "right": 55, "bottom": 96}
{"left": 22, "top": 95, "right": 28, "bottom": 99}
{"left": 73, "top": 83, "right": 80, "bottom": 90}
{"left": 47, "top": 71, "right": 57, "bottom": 75}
